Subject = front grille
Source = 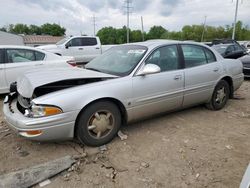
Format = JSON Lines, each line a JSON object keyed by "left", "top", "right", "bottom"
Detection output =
{"left": 17, "top": 101, "right": 26, "bottom": 114}
{"left": 17, "top": 94, "right": 32, "bottom": 115}
{"left": 17, "top": 94, "right": 31, "bottom": 108}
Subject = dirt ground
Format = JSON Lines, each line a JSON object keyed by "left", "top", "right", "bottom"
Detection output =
{"left": 0, "top": 81, "right": 250, "bottom": 188}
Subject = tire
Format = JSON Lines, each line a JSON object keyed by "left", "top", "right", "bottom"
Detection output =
{"left": 76, "top": 101, "right": 121, "bottom": 146}
{"left": 206, "top": 80, "right": 230, "bottom": 111}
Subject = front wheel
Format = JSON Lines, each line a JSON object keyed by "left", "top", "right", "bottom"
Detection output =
{"left": 206, "top": 80, "right": 230, "bottom": 110}
{"left": 76, "top": 101, "right": 121, "bottom": 146}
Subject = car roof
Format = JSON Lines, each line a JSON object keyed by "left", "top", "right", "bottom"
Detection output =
{"left": 120, "top": 40, "right": 211, "bottom": 50}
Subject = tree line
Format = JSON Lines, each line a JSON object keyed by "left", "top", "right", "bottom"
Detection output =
{"left": 97, "top": 21, "right": 250, "bottom": 44}
{"left": 1, "top": 21, "right": 250, "bottom": 43}
{"left": 0, "top": 23, "right": 66, "bottom": 36}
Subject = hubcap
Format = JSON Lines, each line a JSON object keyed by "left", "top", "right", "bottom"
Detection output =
{"left": 215, "top": 87, "right": 226, "bottom": 104}
{"left": 87, "top": 111, "right": 114, "bottom": 139}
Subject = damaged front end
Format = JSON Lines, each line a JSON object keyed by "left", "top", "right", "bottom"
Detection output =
{"left": 10, "top": 77, "right": 110, "bottom": 118}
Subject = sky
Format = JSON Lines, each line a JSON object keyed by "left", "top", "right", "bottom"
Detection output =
{"left": 0, "top": 0, "right": 250, "bottom": 36}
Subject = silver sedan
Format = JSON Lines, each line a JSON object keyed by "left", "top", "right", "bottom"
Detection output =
{"left": 3, "top": 40, "right": 244, "bottom": 146}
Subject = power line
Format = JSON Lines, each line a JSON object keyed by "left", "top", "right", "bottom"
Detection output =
{"left": 124, "top": 0, "right": 133, "bottom": 43}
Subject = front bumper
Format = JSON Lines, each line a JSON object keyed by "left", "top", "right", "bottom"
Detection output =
{"left": 3, "top": 95, "right": 78, "bottom": 141}
{"left": 243, "top": 67, "right": 250, "bottom": 77}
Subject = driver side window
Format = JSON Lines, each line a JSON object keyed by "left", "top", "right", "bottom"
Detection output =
{"left": 145, "top": 45, "right": 179, "bottom": 72}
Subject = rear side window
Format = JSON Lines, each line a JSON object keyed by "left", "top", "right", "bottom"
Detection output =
{"left": 204, "top": 48, "right": 216, "bottom": 63}
{"left": 6, "top": 49, "right": 45, "bottom": 63}
{"left": 35, "top": 51, "right": 45, "bottom": 60}
{"left": 81, "top": 38, "right": 97, "bottom": 46}
{"left": 182, "top": 45, "right": 207, "bottom": 68}
{"left": 182, "top": 45, "right": 216, "bottom": 68}
{"left": 6, "top": 49, "right": 35, "bottom": 63}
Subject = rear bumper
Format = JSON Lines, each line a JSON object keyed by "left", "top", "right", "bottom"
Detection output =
{"left": 3, "top": 95, "right": 78, "bottom": 141}
{"left": 233, "top": 73, "right": 244, "bottom": 91}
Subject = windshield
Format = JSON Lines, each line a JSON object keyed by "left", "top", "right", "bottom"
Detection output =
{"left": 213, "top": 45, "right": 227, "bottom": 54}
{"left": 56, "top": 37, "right": 70, "bottom": 45}
{"left": 85, "top": 45, "right": 147, "bottom": 76}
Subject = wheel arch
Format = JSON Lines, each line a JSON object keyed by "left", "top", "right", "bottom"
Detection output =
{"left": 74, "top": 97, "right": 128, "bottom": 137}
{"left": 220, "top": 76, "right": 234, "bottom": 98}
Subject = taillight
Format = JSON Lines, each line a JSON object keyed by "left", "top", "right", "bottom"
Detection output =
{"left": 67, "top": 60, "right": 77, "bottom": 67}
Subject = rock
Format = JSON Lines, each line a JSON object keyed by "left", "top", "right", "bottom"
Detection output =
{"left": 225, "top": 145, "right": 233, "bottom": 150}
{"left": 184, "top": 139, "right": 189, "bottom": 144}
{"left": 140, "top": 162, "right": 149, "bottom": 168}
{"left": 17, "top": 150, "right": 29, "bottom": 157}
{"left": 0, "top": 155, "right": 75, "bottom": 188}
{"left": 196, "top": 173, "right": 200, "bottom": 179}
{"left": 117, "top": 130, "right": 128, "bottom": 140}
{"left": 63, "top": 173, "right": 71, "bottom": 181}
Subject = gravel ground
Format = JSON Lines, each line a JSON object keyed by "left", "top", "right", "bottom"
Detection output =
{"left": 0, "top": 81, "right": 249, "bottom": 188}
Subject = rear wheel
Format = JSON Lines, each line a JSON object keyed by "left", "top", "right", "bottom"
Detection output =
{"left": 76, "top": 101, "right": 121, "bottom": 146}
{"left": 206, "top": 80, "right": 230, "bottom": 110}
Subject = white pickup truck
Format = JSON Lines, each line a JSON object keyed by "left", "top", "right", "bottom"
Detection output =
{"left": 37, "top": 36, "right": 114, "bottom": 64}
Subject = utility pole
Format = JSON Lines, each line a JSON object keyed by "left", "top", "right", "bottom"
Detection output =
{"left": 124, "top": 0, "right": 133, "bottom": 43}
{"left": 201, "top": 16, "right": 207, "bottom": 42}
{"left": 232, "top": 0, "right": 240, "bottom": 40}
{"left": 141, "top": 16, "right": 144, "bottom": 41}
{"left": 92, "top": 15, "right": 97, "bottom": 36}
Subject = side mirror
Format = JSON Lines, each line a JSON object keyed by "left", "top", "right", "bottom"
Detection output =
{"left": 65, "top": 44, "right": 69, "bottom": 49}
{"left": 137, "top": 64, "right": 161, "bottom": 76}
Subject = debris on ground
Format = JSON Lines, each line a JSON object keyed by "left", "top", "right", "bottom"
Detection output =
{"left": 140, "top": 162, "right": 150, "bottom": 168}
{"left": 99, "top": 145, "right": 108, "bottom": 152}
{"left": 0, "top": 155, "right": 76, "bottom": 188}
{"left": 196, "top": 173, "right": 200, "bottom": 179}
{"left": 117, "top": 130, "right": 128, "bottom": 140}
{"left": 0, "top": 129, "right": 9, "bottom": 134}
{"left": 225, "top": 145, "right": 233, "bottom": 150}
{"left": 232, "top": 94, "right": 245, "bottom": 100}
{"left": 39, "top": 179, "right": 51, "bottom": 187}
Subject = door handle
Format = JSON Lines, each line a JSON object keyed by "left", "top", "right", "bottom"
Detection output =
{"left": 213, "top": 67, "right": 219, "bottom": 72}
{"left": 78, "top": 48, "right": 84, "bottom": 50}
{"left": 174, "top": 75, "right": 182, "bottom": 80}
{"left": 96, "top": 47, "right": 100, "bottom": 49}
{"left": 35, "top": 63, "right": 43, "bottom": 66}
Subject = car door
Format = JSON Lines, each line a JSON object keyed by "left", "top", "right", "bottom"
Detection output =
{"left": 4, "top": 48, "right": 44, "bottom": 87}
{"left": 64, "top": 37, "right": 85, "bottom": 62}
{"left": 80, "top": 37, "right": 101, "bottom": 62}
{"left": 131, "top": 45, "right": 184, "bottom": 120}
{"left": 181, "top": 44, "right": 222, "bottom": 107}
{"left": 0, "top": 49, "right": 8, "bottom": 93}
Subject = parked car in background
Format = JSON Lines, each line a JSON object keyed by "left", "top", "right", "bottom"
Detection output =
{"left": 37, "top": 36, "right": 115, "bottom": 64}
{"left": 212, "top": 44, "right": 246, "bottom": 59}
{"left": 0, "top": 45, "right": 76, "bottom": 94}
{"left": 212, "top": 44, "right": 250, "bottom": 77}
{"left": 3, "top": 40, "right": 243, "bottom": 146}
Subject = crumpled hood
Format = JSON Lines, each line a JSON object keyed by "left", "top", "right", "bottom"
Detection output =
{"left": 36, "top": 44, "right": 58, "bottom": 50}
{"left": 17, "top": 68, "right": 117, "bottom": 98}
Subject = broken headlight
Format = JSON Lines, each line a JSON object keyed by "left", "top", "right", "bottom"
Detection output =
{"left": 25, "top": 104, "right": 63, "bottom": 118}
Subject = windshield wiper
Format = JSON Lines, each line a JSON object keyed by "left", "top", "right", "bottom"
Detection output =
{"left": 85, "top": 67, "right": 102, "bottom": 73}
